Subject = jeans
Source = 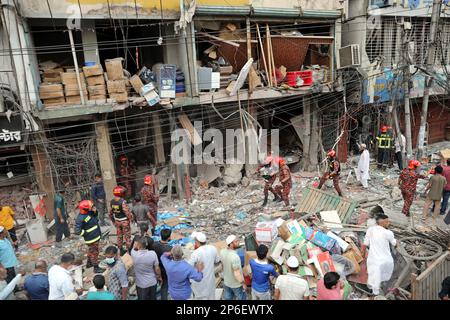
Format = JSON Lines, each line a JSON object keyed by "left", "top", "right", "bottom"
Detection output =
{"left": 55, "top": 217, "right": 70, "bottom": 242}
{"left": 94, "top": 200, "right": 106, "bottom": 224}
{"left": 441, "top": 190, "right": 450, "bottom": 215}
{"left": 251, "top": 288, "right": 271, "bottom": 300}
{"left": 159, "top": 278, "right": 169, "bottom": 300}
{"left": 137, "top": 285, "right": 157, "bottom": 300}
{"left": 223, "top": 285, "right": 246, "bottom": 300}
{"left": 377, "top": 149, "right": 390, "bottom": 169}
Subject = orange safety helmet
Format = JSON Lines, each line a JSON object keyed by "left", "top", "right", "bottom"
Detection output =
{"left": 278, "top": 157, "right": 286, "bottom": 166}
{"left": 381, "top": 126, "right": 388, "bottom": 133}
{"left": 408, "top": 159, "right": 421, "bottom": 169}
{"left": 327, "top": 150, "right": 336, "bottom": 158}
{"left": 119, "top": 155, "right": 127, "bottom": 162}
{"left": 144, "top": 175, "right": 152, "bottom": 185}
{"left": 79, "top": 200, "right": 94, "bottom": 214}
{"left": 113, "top": 186, "right": 125, "bottom": 197}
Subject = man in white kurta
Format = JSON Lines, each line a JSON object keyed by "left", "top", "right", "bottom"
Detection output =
{"left": 362, "top": 214, "right": 397, "bottom": 295}
{"left": 355, "top": 144, "right": 370, "bottom": 188}
{"left": 188, "top": 232, "right": 220, "bottom": 300}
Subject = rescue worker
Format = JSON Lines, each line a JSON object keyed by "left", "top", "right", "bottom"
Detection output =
{"left": 140, "top": 175, "right": 158, "bottom": 233}
{"left": 257, "top": 155, "right": 280, "bottom": 207}
{"left": 109, "top": 186, "right": 134, "bottom": 253}
{"left": 398, "top": 160, "right": 427, "bottom": 217}
{"left": 274, "top": 158, "right": 292, "bottom": 206}
{"left": 117, "top": 155, "right": 132, "bottom": 199}
{"left": 318, "top": 150, "right": 343, "bottom": 197}
{"left": 376, "top": 126, "right": 394, "bottom": 170}
{"left": 75, "top": 200, "right": 105, "bottom": 273}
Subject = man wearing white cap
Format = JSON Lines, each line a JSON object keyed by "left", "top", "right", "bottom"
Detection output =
{"left": 356, "top": 143, "right": 370, "bottom": 189}
{"left": 188, "top": 232, "right": 220, "bottom": 300}
{"left": 220, "top": 235, "right": 246, "bottom": 300}
{"left": 274, "top": 256, "right": 310, "bottom": 300}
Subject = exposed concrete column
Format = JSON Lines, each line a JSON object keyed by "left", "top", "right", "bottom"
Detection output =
{"left": 81, "top": 20, "right": 100, "bottom": 64}
{"left": 30, "top": 134, "right": 55, "bottom": 220}
{"left": 95, "top": 120, "right": 117, "bottom": 204}
{"left": 152, "top": 112, "right": 166, "bottom": 165}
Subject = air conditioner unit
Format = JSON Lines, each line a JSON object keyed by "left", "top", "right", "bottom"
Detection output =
{"left": 338, "top": 44, "right": 361, "bottom": 69}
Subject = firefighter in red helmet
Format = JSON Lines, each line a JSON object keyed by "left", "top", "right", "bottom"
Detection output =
{"left": 109, "top": 186, "right": 134, "bottom": 252}
{"left": 140, "top": 175, "right": 158, "bottom": 232}
{"left": 117, "top": 155, "right": 132, "bottom": 199}
{"left": 273, "top": 157, "right": 292, "bottom": 206}
{"left": 398, "top": 160, "right": 427, "bottom": 217}
{"left": 376, "top": 125, "right": 394, "bottom": 170}
{"left": 317, "top": 150, "right": 343, "bottom": 197}
{"left": 75, "top": 200, "right": 105, "bottom": 273}
{"left": 256, "top": 155, "right": 280, "bottom": 207}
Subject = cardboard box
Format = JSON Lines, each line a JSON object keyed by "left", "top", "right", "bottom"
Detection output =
{"left": 110, "top": 92, "right": 128, "bottom": 103}
{"left": 39, "top": 83, "right": 64, "bottom": 99}
{"left": 107, "top": 80, "right": 126, "bottom": 93}
{"left": 143, "top": 90, "right": 160, "bottom": 106}
{"left": 88, "top": 84, "right": 106, "bottom": 96}
{"left": 65, "top": 95, "right": 87, "bottom": 104}
{"left": 82, "top": 64, "right": 103, "bottom": 77}
{"left": 342, "top": 249, "right": 361, "bottom": 274}
{"left": 64, "top": 83, "right": 87, "bottom": 96}
{"left": 344, "top": 237, "right": 364, "bottom": 263}
{"left": 86, "top": 75, "right": 105, "bottom": 86}
{"left": 255, "top": 221, "right": 278, "bottom": 243}
{"left": 163, "top": 217, "right": 180, "bottom": 227}
{"left": 43, "top": 97, "right": 65, "bottom": 106}
{"left": 129, "top": 75, "right": 144, "bottom": 93}
{"left": 88, "top": 94, "right": 107, "bottom": 101}
{"left": 105, "top": 59, "right": 124, "bottom": 80}
{"left": 61, "top": 72, "right": 85, "bottom": 85}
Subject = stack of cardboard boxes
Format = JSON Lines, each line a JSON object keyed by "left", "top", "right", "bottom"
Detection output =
{"left": 82, "top": 64, "right": 106, "bottom": 102}
{"left": 105, "top": 59, "right": 128, "bottom": 103}
{"left": 61, "top": 71, "right": 88, "bottom": 104}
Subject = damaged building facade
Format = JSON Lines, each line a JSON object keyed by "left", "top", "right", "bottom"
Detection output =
{"left": 340, "top": 0, "right": 450, "bottom": 160}
{"left": 0, "top": 0, "right": 347, "bottom": 224}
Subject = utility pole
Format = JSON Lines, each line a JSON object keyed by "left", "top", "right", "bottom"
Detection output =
{"left": 402, "top": 18, "right": 413, "bottom": 162}
{"left": 416, "top": 0, "right": 442, "bottom": 159}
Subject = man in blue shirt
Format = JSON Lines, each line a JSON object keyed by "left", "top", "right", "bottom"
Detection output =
{"left": 54, "top": 189, "right": 70, "bottom": 246}
{"left": 91, "top": 173, "right": 107, "bottom": 226}
{"left": 161, "top": 245, "right": 204, "bottom": 300}
{"left": 0, "top": 226, "right": 18, "bottom": 283}
{"left": 249, "top": 244, "right": 279, "bottom": 300}
{"left": 24, "top": 260, "right": 49, "bottom": 300}
{"left": 86, "top": 275, "right": 115, "bottom": 300}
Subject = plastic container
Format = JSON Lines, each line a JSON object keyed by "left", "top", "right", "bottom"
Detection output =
{"left": 84, "top": 61, "right": 96, "bottom": 67}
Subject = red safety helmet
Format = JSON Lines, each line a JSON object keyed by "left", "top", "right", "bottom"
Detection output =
{"left": 408, "top": 160, "right": 421, "bottom": 169}
{"left": 327, "top": 150, "right": 336, "bottom": 158}
{"left": 79, "top": 200, "right": 94, "bottom": 214}
{"left": 119, "top": 155, "right": 127, "bottom": 162}
{"left": 278, "top": 158, "right": 286, "bottom": 166}
{"left": 381, "top": 126, "right": 388, "bottom": 133}
{"left": 113, "top": 186, "right": 125, "bottom": 197}
{"left": 144, "top": 175, "right": 152, "bottom": 185}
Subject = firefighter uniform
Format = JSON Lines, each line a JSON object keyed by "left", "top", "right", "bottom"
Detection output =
{"left": 141, "top": 184, "right": 158, "bottom": 229}
{"left": 376, "top": 133, "right": 393, "bottom": 170}
{"left": 109, "top": 197, "right": 133, "bottom": 250}
{"left": 274, "top": 164, "right": 292, "bottom": 206}
{"left": 75, "top": 202, "right": 103, "bottom": 272}
{"left": 398, "top": 167, "right": 426, "bottom": 216}
{"left": 318, "top": 157, "right": 343, "bottom": 197}
{"left": 118, "top": 164, "right": 132, "bottom": 199}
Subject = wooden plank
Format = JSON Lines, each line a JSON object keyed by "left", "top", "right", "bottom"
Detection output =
{"left": 198, "top": 32, "right": 240, "bottom": 47}
{"left": 178, "top": 113, "right": 202, "bottom": 146}
{"left": 416, "top": 252, "right": 449, "bottom": 280}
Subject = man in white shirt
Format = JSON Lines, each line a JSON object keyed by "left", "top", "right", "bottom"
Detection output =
{"left": 189, "top": 232, "right": 220, "bottom": 300}
{"left": 48, "top": 252, "right": 81, "bottom": 300}
{"left": 361, "top": 214, "right": 397, "bottom": 296}
{"left": 274, "top": 256, "right": 310, "bottom": 300}
{"left": 394, "top": 133, "right": 406, "bottom": 170}
{"left": 356, "top": 143, "right": 370, "bottom": 188}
